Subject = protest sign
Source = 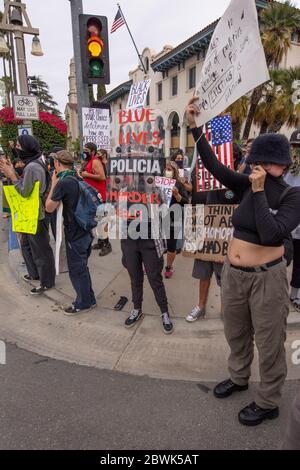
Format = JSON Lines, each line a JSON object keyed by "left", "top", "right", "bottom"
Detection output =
{"left": 126, "top": 80, "right": 151, "bottom": 110}
{"left": 82, "top": 107, "right": 110, "bottom": 150}
{"left": 196, "top": 117, "right": 234, "bottom": 191}
{"left": 195, "top": 0, "right": 269, "bottom": 126}
{"left": 3, "top": 182, "right": 40, "bottom": 235}
{"left": 183, "top": 204, "right": 237, "bottom": 263}
{"left": 155, "top": 176, "right": 176, "bottom": 207}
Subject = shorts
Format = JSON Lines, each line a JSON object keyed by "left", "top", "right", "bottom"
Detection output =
{"left": 192, "top": 259, "right": 223, "bottom": 286}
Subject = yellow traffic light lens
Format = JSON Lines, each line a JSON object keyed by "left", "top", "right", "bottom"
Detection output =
{"left": 88, "top": 36, "right": 104, "bottom": 58}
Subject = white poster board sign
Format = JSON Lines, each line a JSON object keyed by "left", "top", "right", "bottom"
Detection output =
{"left": 195, "top": 0, "right": 269, "bottom": 126}
{"left": 126, "top": 80, "right": 151, "bottom": 110}
{"left": 18, "top": 125, "right": 33, "bottom": 137}
{"left": 155, "top": 176, "right": 176, "bottom": 207}
{"left": 13, "top": 95, "right": 39, "bottom": 120}
{"left": 82, "top": 107, "right": 110, "bottom": 150}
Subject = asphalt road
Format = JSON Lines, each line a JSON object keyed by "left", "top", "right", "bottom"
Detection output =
{"left": 0, "top": 343, "right": 299, "bottom": 451}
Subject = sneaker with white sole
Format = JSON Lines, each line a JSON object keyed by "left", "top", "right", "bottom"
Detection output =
{"left": 161, "top": 312, "right": 174, "bottom": 334}
{"left": 186, "top": 306, "right": 206, "bottom": 322}
{"left": 30, "top": 286, "right": 49, "bottom": 295}
{"left": 291, "top": 298, "right": 300, "bottom": 312}
{"left": 23, "top": 274, "right": 39, "bottom": 283}
{"left": 64, "top": 306, "right": 92, "bottom": 316}
{"left": 125, "top": 309, "right": 143, "bottom": 328}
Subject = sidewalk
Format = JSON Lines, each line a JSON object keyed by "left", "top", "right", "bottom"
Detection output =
{"left": 1, "top": 237, "right": 300, "bottom": 383}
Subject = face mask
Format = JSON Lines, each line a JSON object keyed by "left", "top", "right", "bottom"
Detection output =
{"left": 176, "top": 160, "right": 183, "bottom": 169}
{"left": 165, "top": 170, "right": 174, "bottom": 179}
{"left": 16, "top": 148, "right": 28, "bottom": 161}
{"left": 83, "top": 151, "right": 91, "bottom": 161}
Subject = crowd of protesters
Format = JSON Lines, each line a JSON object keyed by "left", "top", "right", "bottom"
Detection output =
{"left": 1, "top": 95, "right": 300, "bottom": 444}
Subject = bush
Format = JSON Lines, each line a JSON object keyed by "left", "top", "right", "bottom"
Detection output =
{"left": 0, "top": 107, "right": 67, "bottom": 157}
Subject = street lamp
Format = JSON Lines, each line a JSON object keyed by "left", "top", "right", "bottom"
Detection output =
{"left": 31, "top": 35, "right": 43, "bottom": 57}
{"left": 0, "top": 1, "right": 43, "bottom": 95}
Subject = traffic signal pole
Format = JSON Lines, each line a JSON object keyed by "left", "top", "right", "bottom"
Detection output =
{"left": 69, "top": 0, "right": 89, "bottom": 155}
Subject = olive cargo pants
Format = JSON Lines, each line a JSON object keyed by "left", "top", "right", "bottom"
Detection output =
{"left": 221, "top": 260, "right": 289, "bottom": 409}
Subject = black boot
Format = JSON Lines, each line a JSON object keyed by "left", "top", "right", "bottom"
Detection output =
{"left": 214, "top": 379, "right": 248, "bottom": 399}
{"left": 238, "top": 402, "right": 279, "bottom": 426}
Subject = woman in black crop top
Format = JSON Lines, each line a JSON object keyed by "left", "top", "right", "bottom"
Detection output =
{"left": 185, "top": 97, "right": 300, "bottom": 427}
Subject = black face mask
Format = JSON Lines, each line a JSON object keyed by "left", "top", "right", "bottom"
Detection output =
{"left": 176, "top": 160, "right": 183, "bottom": 169}
{"left": 16, "top": 148, "right": 29, "bottom": 161}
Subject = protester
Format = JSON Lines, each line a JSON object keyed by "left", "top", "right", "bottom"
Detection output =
{"left": 238, "top": 139, "right": 253, "bottom": 175}
{"left": 93, "top": 148, "right": 112, "bottom": 257}
{"left": 171, "top": 149, "right": 189, "bottom": 169}
{"left": 163, "top": 161, "right": 189, "bottom": 279}
{"left": 186, "top": 96, "right": 300, "bottom": 426}
{"left": 81, "top": 143, "right": 112, "bottom": 256}
{"left": 120, "top": 176, "right": 173, "bottom": 334}
{"left": 285, "top": 131, "right": 300, "bottom": 312}
{"left": 0, "top": 135, "right": 56, "bottom": 294}
{"left": 45, "top": 146, "right": 65, "bottom": 241}
{"left": 45, "top": 150, "right": 96, "bottom": 315}
{"left": 186, "top": 186, "right": 239, "bottom": 322}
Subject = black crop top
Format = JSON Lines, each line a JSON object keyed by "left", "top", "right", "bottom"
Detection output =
{"left": 192, "top": 127, "right": 300, "bottom": 247}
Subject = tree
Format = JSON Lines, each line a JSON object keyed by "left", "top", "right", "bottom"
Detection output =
{"left": 242, "top": 1, "right": 300, "bottom": 140}
{"left": 28, "top": 75, "right": 61, "bottom": 117}
{"left": 88, "top": 83, "right": 107, "bottom": 105}
{"left": 226, "top": 96, "right": 249, "bottom": 140}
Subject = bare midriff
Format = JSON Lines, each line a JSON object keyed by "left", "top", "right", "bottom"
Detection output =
{"left": 228, "top": 238, "right": 284, "bottom": 267}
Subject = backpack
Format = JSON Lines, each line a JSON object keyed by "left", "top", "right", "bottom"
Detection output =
{"left": 279, "top": 186, "right": 294, "bottom": 267}
{"left": 69, "top": 176, "right": 103, "bottom": 232}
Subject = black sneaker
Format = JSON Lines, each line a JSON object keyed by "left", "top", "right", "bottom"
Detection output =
{"left": 92, "top": 240, "right": 104, "bottom": 250}
{"left": 125, "top": 309, "right": 143, "bottom": 328}
{"left": 23, "top": 274, "right": 39, "bottom": 282}
{"left": 161, "top": 312, "right": 174, "bottom": 335}
{"left": 238, "top": 402, "right": 279, "bottom": 427}
{"left": 30, "top": 285, "right": 49, "bottom": 295}
{"left": 214, "top": 379, "right": 248, "bottom": 399}
{"left": 64, "top": 305, "right": 92, "bottom": 316}
{"left": 99, "top": 241, "right": 112, "bottom": 257}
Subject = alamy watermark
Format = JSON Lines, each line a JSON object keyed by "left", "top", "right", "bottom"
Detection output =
{"left": 0, "top": 340, "right": 6, "bottom": 365}
{"left": 292, "top": 340, "right": 300, "bottom": 365}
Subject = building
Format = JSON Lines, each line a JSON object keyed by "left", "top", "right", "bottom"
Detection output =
{"left": 67, "top": 0, "right": 300, "bottom": 157}
{"left": 65, "top": 58, "right": 79, "bottom": 149}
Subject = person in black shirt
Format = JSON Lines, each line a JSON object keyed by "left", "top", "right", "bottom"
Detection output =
{"left": 186, "top": 97, "right": 300, "bottom": 427}
{"left": 46, "top": 150, "right": 96, "bottom": 315}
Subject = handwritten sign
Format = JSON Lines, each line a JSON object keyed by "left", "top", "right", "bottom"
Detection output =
{"left": 82, "top": 107, "right": 110, "bottom": 150}
{"left": 195, "top": 0, "right": 269, "bottom": 126}
{"left": 155, "top": 176, "right": 176, "bottom": 207}
{"left": 13, "top": 95, "right": 39, "bottom": 121}
{"left": 183, "top": 205, "right": 237, "bottom": 263}
{"left": 126, "top": 80, "right": 151, "bottom": 110}
{"left": 3, "top": 182, "right": 40, "bottom": 235}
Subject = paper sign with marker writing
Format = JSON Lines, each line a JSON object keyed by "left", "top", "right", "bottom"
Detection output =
{"left": 126, "top": 80, "right": 151, "bottom": 110}
{"left": 155, "top": 176, "right": 176, "bottom": 207}
{"left": 195, "top": 0, "right": 269, "bottom": 126}
{"left": 3, "top": 182, "right": 40, "bottom": 235}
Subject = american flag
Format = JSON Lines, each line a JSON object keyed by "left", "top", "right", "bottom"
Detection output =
{"left": 196, "top": 115, "right": 234, "bottom": 192}
{"left": 111, "top": 8, "right": 125, "bottom": 33}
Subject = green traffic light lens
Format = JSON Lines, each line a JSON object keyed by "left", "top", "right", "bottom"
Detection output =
{"left": 89, "top": 59, "right": 104, "bottom": 78}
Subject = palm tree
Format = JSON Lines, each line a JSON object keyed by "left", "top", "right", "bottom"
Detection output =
{"left": 242, "top": 1, "right": 300, "bottom": 140}
{"left": 269, "top": 67, "right": 300, "bottom": 132}
{"left": 226, "top": 96, "right": 249, "bottom": 140}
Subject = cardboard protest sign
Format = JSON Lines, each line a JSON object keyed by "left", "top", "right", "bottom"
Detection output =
{"left": 195, "top": 0, "right": 269, "bottom": 126}
{"left": 82, "top": 107, "right": 110, "bottom": 150}
{"left": 126, "top": 80, "right": 151, "bottom": 110}
{"left": 155, "top": 176, "right": 176, "bottom": 207}
{"left": 183, "top": 204, "right": 237, "bottom": 263}
{"left": 3, "top": 182, "right": 40, "bottom": 235}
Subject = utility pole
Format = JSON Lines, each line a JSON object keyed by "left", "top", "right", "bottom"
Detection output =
{"left": 69, "top": 0, "right": 89, "bottom": 155}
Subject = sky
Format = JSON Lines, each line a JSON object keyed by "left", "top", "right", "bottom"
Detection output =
{"left": 3, "top": 0, "right": 300, "bottom": 113}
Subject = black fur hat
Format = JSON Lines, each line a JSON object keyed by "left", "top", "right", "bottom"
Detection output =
{"left": 247, "top": 133, "right": 292, "bottom": 166}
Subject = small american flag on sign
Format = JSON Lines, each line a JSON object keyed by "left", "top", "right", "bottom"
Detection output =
{"left": 111, "top": 8, "right": 125, "bottom": 33}
{"left": 196, "top": 115, "right": 234, "bottom": 192}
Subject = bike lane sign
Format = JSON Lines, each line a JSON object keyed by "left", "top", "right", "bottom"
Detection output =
{"left": 13, "top": 95, "right": 39, "bottom": 120}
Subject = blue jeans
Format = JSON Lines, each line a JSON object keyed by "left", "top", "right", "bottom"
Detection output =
{"left": 66, "top": 233, "right": 96, "bottom": 310}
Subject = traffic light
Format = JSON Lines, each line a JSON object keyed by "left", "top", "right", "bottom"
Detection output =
{"left": 79, "top": 14, "right": 110, "bottom": 85}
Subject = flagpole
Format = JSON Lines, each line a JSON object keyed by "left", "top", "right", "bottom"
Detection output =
{"left": 117, "top": 3, "right": 147, "bottom": 75}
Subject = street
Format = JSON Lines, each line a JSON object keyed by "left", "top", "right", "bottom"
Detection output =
{"left": 0, "top": 343, "right": 299, "bottom": 450}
